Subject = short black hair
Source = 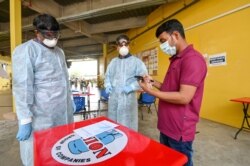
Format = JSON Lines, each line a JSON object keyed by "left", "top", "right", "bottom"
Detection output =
{"left": 33, "top": 14, "right": 60, "bottom": 31}
{"left": 155, "top": 19, "right": 185, "bottom": 39}
{"left": 116, "top": 34, "right": 130, "bottom": 44}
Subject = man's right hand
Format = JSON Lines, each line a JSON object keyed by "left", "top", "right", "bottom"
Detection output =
{"left": 16, "top": 123, "right": 32, "bottom": 141}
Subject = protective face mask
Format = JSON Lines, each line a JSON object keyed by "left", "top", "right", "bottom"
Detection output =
{"left": 160, "top": 40, "right": 176, "bottom": 56}
{"left": 43, "top": 38, "right": 58, "bottom": 48}
{"left": 119, "top": 46, "right": 129, "bottom": 56}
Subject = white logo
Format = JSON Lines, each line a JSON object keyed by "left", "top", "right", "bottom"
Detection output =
{"left": 51, "top": 129, "right": 128, "bottom": 165}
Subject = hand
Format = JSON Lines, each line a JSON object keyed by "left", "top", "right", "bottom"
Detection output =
{"left": 138, "top": 80, "right": 151, "bottom": 93}
{"left": 122, "top": 86, "right": 133, "bottom": 94}
{"left": 16, "top": 123, "right": 32, "bottom": 141}
{"left": 143, "top": 75, "right": 154, "bottom": 83}
{"left": 105, "top": 86, "right": 112, "bottom": 94}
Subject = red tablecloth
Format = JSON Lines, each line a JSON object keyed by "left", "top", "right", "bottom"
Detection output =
{"left": 34, "top": 117, "right": 187, "bottom": 166}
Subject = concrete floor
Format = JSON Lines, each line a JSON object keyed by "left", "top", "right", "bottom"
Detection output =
{"left": 1, "top": 90, "right": 250, "bottom": 166}
{"left": 139, "top": 109, "right": 250, "bottom": 166}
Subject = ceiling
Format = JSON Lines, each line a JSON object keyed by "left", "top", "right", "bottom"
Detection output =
{"left": 0, "top": 0, "right": 177, "bottom": 61}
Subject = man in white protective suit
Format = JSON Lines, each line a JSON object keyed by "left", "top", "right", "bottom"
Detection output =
{"left": 12, "top": 14, "right": 74, "bottom": 166}
{"left": 104, "top": 34, "right": 148, "bottom": 131}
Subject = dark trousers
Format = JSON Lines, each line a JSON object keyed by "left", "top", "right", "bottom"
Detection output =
{"left": 160, "top": 132, "right": 193, "bottom": 166}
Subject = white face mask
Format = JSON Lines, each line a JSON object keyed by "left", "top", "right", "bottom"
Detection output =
{"left": 160, "top": 40, "right": 176, "bottom": 56}
{"left": 119, "top": 46, "right": 129, "bottom": 56}
{"left": 43, "top": 38, "right": 58, "bottom": 48}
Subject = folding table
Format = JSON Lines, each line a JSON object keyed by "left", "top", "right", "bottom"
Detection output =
{"left": 34, "top": 116, "right": 187, "bottom": 166}
{"left": 230, "top": 97, "right": 250, "bottom": 139}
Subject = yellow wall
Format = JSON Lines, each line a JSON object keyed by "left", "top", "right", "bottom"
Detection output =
{"left": 106, "top": 0, "right": 250, "bottom": 128}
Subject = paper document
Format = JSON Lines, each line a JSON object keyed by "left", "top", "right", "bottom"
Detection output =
{"left": 74, "top": 120, "right": 119, "bottom": 139}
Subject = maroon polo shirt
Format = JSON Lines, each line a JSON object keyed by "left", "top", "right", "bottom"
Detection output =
{"left": 158, "top": 45, "right": 207, "bottom": 142}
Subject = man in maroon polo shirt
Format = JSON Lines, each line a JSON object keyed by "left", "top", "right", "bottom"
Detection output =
{"left": 138, "top": 19, "right": 207, "bottom": 166}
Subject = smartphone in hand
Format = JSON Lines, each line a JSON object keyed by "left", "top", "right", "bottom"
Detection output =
{"left": 135, "top": 75, "right": 154, "bottom": 82}
{"left": 134, "top": 76, "right": 144, "bottom": 81}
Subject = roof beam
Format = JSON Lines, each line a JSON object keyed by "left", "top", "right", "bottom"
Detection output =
{"left": 22, "top": 0, "right": 104, "bottom": 43}
{"left": 60, "top": 29, "right": 83, "bottom": 39}
{"left": 59, "top": 0, "right": 167, "bottom": 22}
{"left": 90, "top": 16, "right": 146, "bottom": 34}
{"left": 62, "top": 38, "right": 98, "bottom": 48}
{"left": 22, "top": 0, "right": 61, "bottom": 16}
{"left": 63, "top": 21, "right": 91, "bottom": 38}
{"left": 65, "top": 44, "right": 102, "bottom": 53}
{"left": 1, "top": 0, "right": 166, "bottom": 37}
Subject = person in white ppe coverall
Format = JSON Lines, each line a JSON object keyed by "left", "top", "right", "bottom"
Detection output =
{"left": 12, "top": 14, "right": 74, "bottom": 166}
{"left": 105, "top": 34, "right": 148, "bottom": 131}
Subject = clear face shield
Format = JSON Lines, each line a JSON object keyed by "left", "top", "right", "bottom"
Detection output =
{"left": 117, "top": 39, "right": 129, "bottom": 47}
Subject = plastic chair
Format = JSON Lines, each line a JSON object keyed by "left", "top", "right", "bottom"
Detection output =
{"left": 100, "top": 89, "right": 109, "bottom": 102}
{"left": 138, "top": 92, "right": 157, "bottom": 120}
{"left": 73, "top": 96, "right": 87, "bottom": 119}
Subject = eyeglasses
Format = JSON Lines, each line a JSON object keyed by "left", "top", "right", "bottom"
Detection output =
{"left": 117, "top": 41, "right": 129, "bottom": 47}
{"left": 38, "top": 29, "right": 60, "bottom": 40}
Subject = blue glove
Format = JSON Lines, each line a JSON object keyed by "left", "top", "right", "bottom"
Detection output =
{"left": 105, "top": 86, "right": 112, "bottom": 94}
{"left": 16, "top": 123, "right": 32, "bottom": 141}
{"left": 122, "top": 86, "right": 133, "bottom": 94}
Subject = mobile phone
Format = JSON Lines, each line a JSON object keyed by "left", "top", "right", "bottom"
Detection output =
{"left": 134, "top": 75, "right": 144, "bottom": 81}
{"left": 134, "top": 75, "right": 154, "bottom": 82}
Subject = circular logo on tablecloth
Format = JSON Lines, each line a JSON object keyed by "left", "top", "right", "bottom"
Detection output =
{"left": 51, "top": 129, "right": 128, "bottom": 165}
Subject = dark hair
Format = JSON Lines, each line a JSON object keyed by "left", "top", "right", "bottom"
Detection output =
{"left": 116, "top": 34, "right": 130, "bottom": 44}
{"left": 155, "top": 19, "right": 185, "bottom": 39}
{"left": 33, "top": 14, "right": 60, "bottom": 31}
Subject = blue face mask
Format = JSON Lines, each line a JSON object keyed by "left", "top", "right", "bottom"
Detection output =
{"left": 160, "top": 40, "right": 176, "bottom": 57}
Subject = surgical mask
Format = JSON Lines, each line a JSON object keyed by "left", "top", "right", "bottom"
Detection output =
{"left": 160, "top": 40, "right": 176, "bottom": 56}
{"left": 119, "top": 46, "right": 129, "bottom": 56}
{"left": 43, "top": 38, "right": 58, "bottom": 48}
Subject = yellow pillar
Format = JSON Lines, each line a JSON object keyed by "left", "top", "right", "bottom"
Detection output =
{"left": 10, "top": 0, "right": 22, "bottom": 113}
{"left": 10, "top": 0, "right": 22, "bottom": 52}
{"left": 103, "top": 43, "right": 107, "bottom": 72}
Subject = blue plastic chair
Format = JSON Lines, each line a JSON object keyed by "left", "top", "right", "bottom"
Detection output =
{"left": 138, "top": 92, "right": 157, "bottom": 120}
{"left": 100, "top": 89, "right": 109, "bottom": 102}
{"left": 98, "top": 89, "right": 109, "bottom": 116}
{"left": 73, "top": 96, "right": 86, "bottom": 119}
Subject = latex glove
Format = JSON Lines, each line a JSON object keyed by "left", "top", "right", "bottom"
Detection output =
{"left": 122, "top": 86, "right": 133, "bottom": 94}
{"left": 16, "top": 123, "right": 32, "bottom": 141}
{"left": 105, "top": 86, "right": 112, "bottom": 94}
